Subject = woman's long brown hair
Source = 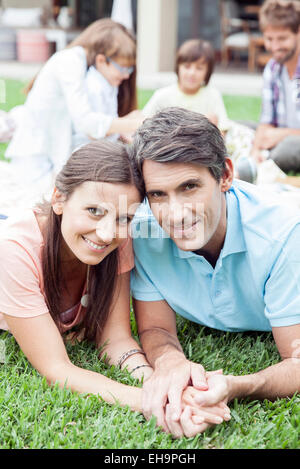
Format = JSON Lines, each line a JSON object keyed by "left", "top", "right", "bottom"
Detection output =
{"left": 26, "top": 18, "right": 137, "bottom": 116}
{"left": 40, "top": 140, "right": 143, "bottom": 343}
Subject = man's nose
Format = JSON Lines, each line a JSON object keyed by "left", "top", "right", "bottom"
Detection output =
{"left": 270, "top": 40, "right": 282, "bottom": 52}
{"left": 167, "top": 199, "right": 190, "bottom": 226}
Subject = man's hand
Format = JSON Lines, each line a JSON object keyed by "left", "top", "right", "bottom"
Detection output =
{"left": 253, "top": 124, "right": 289, "bottom": 152}
{"left": 163, "top": 385, "right": 231, "bottom": 438}
{"left": 190, "top": 373, "right": 232, "bottom": 407}
{"left": 142, "top": 353, "right": 208, "bottom": 432}
{"left": 259, "top": 126, "right": 287, "bottom": 150}
{"left": 165, "top": 405, "right": 211, "bottom": 438}
{"left": 251, "top": 147, "right": 268, "bottom": 163}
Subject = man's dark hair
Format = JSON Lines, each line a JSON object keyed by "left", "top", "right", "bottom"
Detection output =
{"left": 131, "top": 107, "right": 227, "bottom": 182}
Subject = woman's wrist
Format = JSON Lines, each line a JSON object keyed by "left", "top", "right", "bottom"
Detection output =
{"left": 130, "top": 364, "right": 153, "bottom": 382}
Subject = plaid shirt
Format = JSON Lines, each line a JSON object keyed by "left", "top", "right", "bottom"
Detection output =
{"left": 260, "top": 54, "right": 300, "bottom": 127}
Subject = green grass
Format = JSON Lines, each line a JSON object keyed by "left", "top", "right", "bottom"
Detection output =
{"left": 1, "top": 79, "right": 300, "bottom": 449}
{"left": 0, "top": 80, "right": 262, "bottom": 161}
{"left": 138, "top": 89, "right": 262, "bottom": 122}
{"left": 0, "top": 79, "right": 27, "bottom": 161}
{"left": 1, "top": 317, "right": 300, "bottom": 449}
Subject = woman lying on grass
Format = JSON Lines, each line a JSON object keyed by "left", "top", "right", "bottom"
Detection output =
{"left": 0, "top": 140, "right": 230, "bottom": 437}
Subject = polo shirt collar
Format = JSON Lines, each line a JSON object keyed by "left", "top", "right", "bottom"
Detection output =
{"left": 172, "top": 186, "right": 247, "bottom": 260}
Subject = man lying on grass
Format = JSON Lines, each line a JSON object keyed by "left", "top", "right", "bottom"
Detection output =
{"left": 130, "top": 107, "right": 300, "bottom": 438}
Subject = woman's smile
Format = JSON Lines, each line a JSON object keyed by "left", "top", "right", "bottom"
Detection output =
{"left": 82, "top": 236, "right": 110, "bottom": 253}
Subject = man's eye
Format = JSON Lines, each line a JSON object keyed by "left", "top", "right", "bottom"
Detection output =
{"left": 88, "top": 207, "right": 104, "bottom": 216}
{"left": 184, "top": 184, "right": 196, "bottom": 191}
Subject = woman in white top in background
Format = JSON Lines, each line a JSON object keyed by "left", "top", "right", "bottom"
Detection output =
{"left": 5, "top": 18, "right": 143, "bottom": 194}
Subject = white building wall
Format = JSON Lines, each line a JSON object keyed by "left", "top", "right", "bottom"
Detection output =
{"left": 137, "top": 0, "right": 178, "bottom": 74}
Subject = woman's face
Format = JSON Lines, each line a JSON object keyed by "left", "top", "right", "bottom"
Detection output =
{"left": 178, "top": 58, "right": 208, "bottom": 94}
{"left": 52, "top": 181, "right": 141, "bottom": 265}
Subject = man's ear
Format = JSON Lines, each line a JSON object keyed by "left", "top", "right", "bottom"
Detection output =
{"left": 220, "top": 157, "right": 234, "bottom": 192}
{"left": 51, "top": 187, "right": 65, "bottom": 215}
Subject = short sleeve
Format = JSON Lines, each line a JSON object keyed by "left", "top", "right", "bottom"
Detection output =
{"left": 264, "top": 225, "right": 300, "bottom": 327}
{"left": 0, "top": 239, "right": 48, "bottom": 318}
{"left": 118, "top": 237, "right": 134, "bottom": 274}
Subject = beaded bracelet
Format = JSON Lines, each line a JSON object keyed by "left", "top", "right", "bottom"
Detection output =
{"left": 117, "top": 349, "right": 146, "bottom": 368}
{"left": 130, "top": 364, "right": 152, "bottom": 374}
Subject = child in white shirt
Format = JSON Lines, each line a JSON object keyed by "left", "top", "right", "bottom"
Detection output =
{"left": 4, "top": 19, "right": 143, "bottom": 193}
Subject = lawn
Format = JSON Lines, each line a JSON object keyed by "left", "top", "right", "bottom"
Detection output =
{"left": 1, "top": 79, "right": 262, "bottom": 161}
{"left": 1, "top": 79, "right": 300, "bottom": 450}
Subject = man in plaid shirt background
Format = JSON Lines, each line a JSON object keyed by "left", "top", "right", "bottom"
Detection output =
{"left": 251, "top": 0, "right": 300, "bottom": 173}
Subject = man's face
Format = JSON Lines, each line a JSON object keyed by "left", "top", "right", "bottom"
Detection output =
{"left": 143, "top": 160, "right": 233, "bottom": 253}
{"left": 263, "top": 26, "right": 300, "bottom": 64}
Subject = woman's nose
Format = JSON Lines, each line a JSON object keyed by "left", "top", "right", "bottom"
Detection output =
{"left": 95, "top": 217, "right": 116, "bottom": 244}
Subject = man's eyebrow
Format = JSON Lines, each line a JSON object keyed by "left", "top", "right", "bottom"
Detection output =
{"left": 146, "top": 178, "right": 203, "bottom": 195}
{"left": 177, "top": 178, "right": 203, "bottom": 189}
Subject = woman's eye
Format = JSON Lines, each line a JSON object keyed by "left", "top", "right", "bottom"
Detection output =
{"left": 88, "top": 207, "right": 104, "bottom": 216}
{"left": 148, "top": 192, "right": 163, "bottom": 199}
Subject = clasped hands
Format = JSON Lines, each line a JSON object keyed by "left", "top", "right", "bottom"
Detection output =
{"left": 142, "top": 358, "right": 232, "bottom": 438}
{"left": 251, "top": 125, "right": 287, "bottom": 163}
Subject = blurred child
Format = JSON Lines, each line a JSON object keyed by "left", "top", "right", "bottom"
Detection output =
{"left": 4, "top": 19, "right": 143, "bottom": 194}
{"left": 143, "top": 38, "right": 260, "bottom": 183}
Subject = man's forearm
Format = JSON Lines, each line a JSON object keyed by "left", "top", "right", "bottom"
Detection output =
{"left": 139, "top": 327, "right": 185, "bottom": 367}
{"left": 228, "top": 358, "right": 300, "bottom": 402}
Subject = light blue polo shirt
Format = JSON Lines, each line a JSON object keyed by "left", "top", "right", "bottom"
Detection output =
{"left": 130, "top": 180, "right": 300, "bottom": 332}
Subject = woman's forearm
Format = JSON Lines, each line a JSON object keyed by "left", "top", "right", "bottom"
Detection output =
{"left": 47, "top": 361, "right": 143, "bottom": 412}
{"left": 100, "top": 336, "right": 153, "bottom": 381}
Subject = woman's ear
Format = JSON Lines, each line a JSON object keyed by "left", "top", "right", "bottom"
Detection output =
{"left": 51, "top": 187, "right": 65, "bottom": 215}
{"left": 95, "top": 53, "right": 106, "bottom": 68}
{"left": 220, "top": 157, "right": 234, "bottom": 192}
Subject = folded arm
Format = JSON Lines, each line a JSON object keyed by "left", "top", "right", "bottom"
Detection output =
{"left": 98, "top": 272, "right": 152, "bottom": 381}
{"left": 134, "top": 298, "right": 231, "bottom": 436}
{"left": 251, "top": 124, "right": 300, "bottom": 161}
{"left": 2, "top": 272, "right": 149, "bottom": 412}
{"left": 4, "top": 310, "right": 143, "bottom": 411}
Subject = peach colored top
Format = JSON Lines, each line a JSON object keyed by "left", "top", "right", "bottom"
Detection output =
{"left": 0, "top": 210, "right": 134, "bottom": 332}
